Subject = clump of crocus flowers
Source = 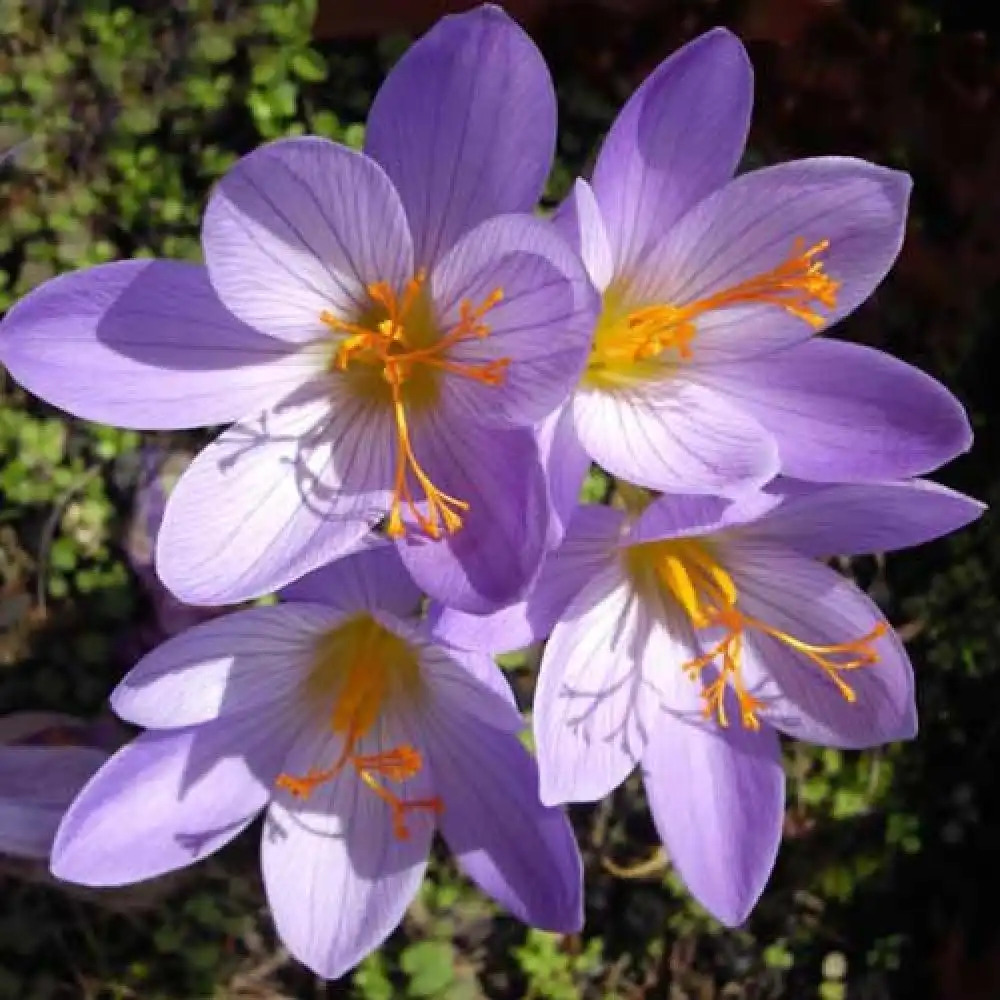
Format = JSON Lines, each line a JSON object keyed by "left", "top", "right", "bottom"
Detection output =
{"left": 0, "top": 3, "right": 983, "bottom": 980}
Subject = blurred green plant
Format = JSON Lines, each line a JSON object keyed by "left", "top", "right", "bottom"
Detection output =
{"left": 514, "top": 932, "right": 603, "bottom": 1000}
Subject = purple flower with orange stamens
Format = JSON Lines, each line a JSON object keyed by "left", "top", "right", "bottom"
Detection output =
{"left": 543, "top": 28, "right": 971, "bottom": 521}
{"left": 434, "top": 479, "right": 983, "bottom": 924}
{"left": 50, "top": 545, "right": 583, "bottom": 980}
{"left": 0, "top": 5, "right": 596, "bottom": 612}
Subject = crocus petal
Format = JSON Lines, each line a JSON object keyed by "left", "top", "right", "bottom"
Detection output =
{"left": 726, "top": 541, "right": 916, "bottom": 748}
{"left": 431, "top": 213, "right": 597, "bottom": 427}
{"left": 280, "top": 542, "right": 422, "bottom": 618}
{"left": 0, "top": 746, "right": 106, "bottom": 860}
{"left": 551, "top": 178, "right": 614, "bottom": 291}
{"left": 0, "top": 260, "right": 319, "bottom": 429}
{"left": 537, "top": 405, "right": 593, "bottom": 539}
{"left": 262, "top": 708, "right": 433, "bottom": 980}
{"left": 643, "top": 708, "right": 784, "bottom": 926}
{"left": 422, "top": 705, "right": 583, "bottom": 932}
{"left": 418, "top": 639, "right": 523, "bottom": 731}
{"left": 344, "top": 606, "right": 523, "bottom": 729}
{"left": 112, "top": 604, "right": 342, "bottom": 729}
{"left": 202, "top": 137, "right": 413, "bottom": 342}
{"left": 745, "top": 479, "right": 984, "bottom": 557}
{"left": 157, "top": 387, "right": 394, "bottom": 605}
{"left": 628, "top": 492, "right": 761, "bottom": 546}
{"left": 630, "top": 158, "right": 911, "bottom": 361}
{"left": 572, "top": 377, "right": 779, "bottom": 496}
{"left": 691, "top": 339, "right": 973, "bottom": 481}
{"left": 432, "top": 504, "right": 626, "bottom": 654}
{"left": 52, "top": 715, "right": 294, "bottom": 886}
{"left": 592, "top": 28, "right": 752, "bottom": 275}
{"left": 364, "top": 4, "right": 556, "bottom": 268}
{"left": 534, "top": 565, "right": 650, "bottom": 804}
{"left": 536, "top": 570, "right": 707, "bottom": 807}
{"left": 394, "top": 417, "right": 550, "bottom": 613}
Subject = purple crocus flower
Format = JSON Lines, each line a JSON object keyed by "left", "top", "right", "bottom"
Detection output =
{"left": 434, "top": 479, "right": 983, "bottom": 923}
{"left": 0, "top": 712, "right": 112, "bottom": 860}
{"left": 50, "top": 545, "right": 583, "bottom": 979}
{"left": 544, "top": 28, "right": 971, "bottom": 518}
{"left": 0, "top": 5, "right": 596, "bottom": 613}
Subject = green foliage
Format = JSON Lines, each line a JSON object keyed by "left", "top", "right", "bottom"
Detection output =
{"left": 0, "top": 0, "right": 350, "bottom": 308}
{"left": 401, "top": 941, "right": 458, "bottom": 997}
{"left": 514, "top": 932, "right": 603, "bottom": 1000}
{"left": 354, "top": 952, "right": 396, "bottom": 1000}
{"left": 580, "top": 466, "right": 611, "bottom": 504}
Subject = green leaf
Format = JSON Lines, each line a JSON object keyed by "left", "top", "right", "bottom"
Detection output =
{"left": 401, "top": 941, "right": 456, "bottom": 998}
{"left": 49, "top": 537, "right": 77, "bottom": 572}
{"left": 353, "top": 952, "right": 395, "bottom": 1000}
{"left": 763, "top": 942, "right": 794, "bottom": 971}
{"left": 195, "top": 32, "right": 235, "bottom": 64}
{"left": 291, "top": 49, "right": 328, "bottom": 82}
{"left": 819, "top": 982, "right": 846, "bottom": 1000}
{"left": 343, "top": 123, "right": 366, "bottom": 150}
{"left": 580, "top": 467, "right": 610, "bottom": 504}
{"left": 119, "top": 105, "right": 160, "bottom": 135}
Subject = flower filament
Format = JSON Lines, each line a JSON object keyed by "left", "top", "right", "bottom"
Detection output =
{"left": 276, "top": 615, "right": 442, "bottom": 840}
{"left": 321, "top": 272, "right": 508, "bottom": 539}
{"left": 635, "top": 538, "right": 885, "bottom": 729}
{"left": 588, "top": 238, "right": 839, "bottom": 383}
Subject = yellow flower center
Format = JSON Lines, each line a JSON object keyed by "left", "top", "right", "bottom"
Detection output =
{"left": 276, "top": 614, "right": 443, "bottom": 840}
{"left": 321, "top": 272, "right": 507, "bottom": 539}
{"left": 626, "top": 538, "right": 885, "bottom": 730}
{"left": 585, "top": 238, "right": 839, "bottom": 389}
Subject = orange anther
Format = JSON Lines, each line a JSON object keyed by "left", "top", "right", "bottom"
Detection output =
{"left": 631, "top": 536, "right": 884, "bottom": 732}
{"left": 357, "top": 767, "right": 443, "bottom": 840}
{"left": 277, "top": 617, "right": 441, "bottom": 837}
{"left": 320, "top": 275, "right": 507, "bottom": 539}
{"left": 589, "top": 238, "right": 839, "bottom": 377}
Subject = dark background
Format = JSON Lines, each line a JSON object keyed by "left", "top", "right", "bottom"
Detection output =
{"left": 2, "top": 1, "right": 999, "bottom": 996}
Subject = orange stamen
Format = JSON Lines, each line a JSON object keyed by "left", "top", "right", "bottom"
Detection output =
{"left": 276, "top": 768, "right": 338, "bottom": 800}
{"left": 592, "top": 238, "right": 839, "bottom": 372}
{"left": 680, "top": 237, "right": 839, "bottom": 329}
{"left": 740, "top": 614, "right": 888, "bottom": 703}
{"left": 321, "top": 272, "right": 507, "bottom": 538}
{"left": 682, "top": 615, "right": 765, "bottom": 730}
{"left": 274, "top": 616, "right": 443, "bottom": 839}
{"left": 632, "top": 537, "right": 884, "bottom": 730}
{"left": 352, "top": 745, "right": 424, "bottom": 782}
{"left": 357, "top": 764, "right": 444, "bottom": 841}
{"left": 277, "top": 744, "right": 444, "bottom": 839}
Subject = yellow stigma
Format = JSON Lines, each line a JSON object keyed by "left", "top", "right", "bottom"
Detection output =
{"left": 276, "top": 614, "right": 443, "bottom": 839}
{"left": 321, "top": 272, "right": 507, "bottom": 540}
{"left": 626, "top": 538, "right": 885, "bottom": 730}
{"left": 586, "top": 238, "right": 840, "bottom": 388}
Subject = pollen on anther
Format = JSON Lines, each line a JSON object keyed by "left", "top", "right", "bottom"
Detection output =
{"left": 316, "top": 274, "right": 508, "bottom": 541}
{"left": 634, "top": 537, "right": 884, "bottom": 733}
{"left": 587, "top": 236, "right": 840, "bottom": 382}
